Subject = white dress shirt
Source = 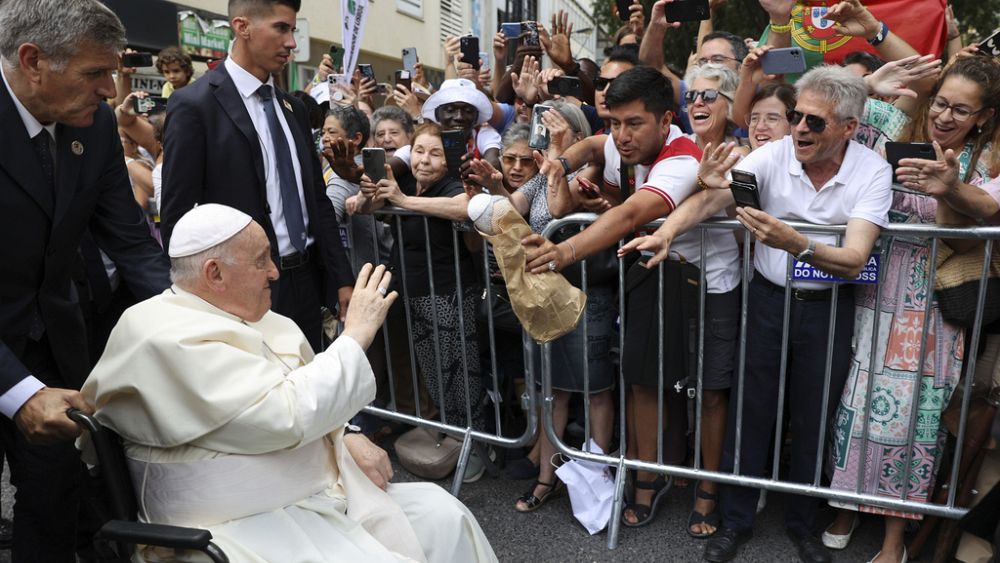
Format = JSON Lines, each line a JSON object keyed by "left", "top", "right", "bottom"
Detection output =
{"left": 734, "top": 135, "right": 892, "bottom": 290}
{"left": 224, "top": 58, "right": 313, "bottom": 256}
{"left": 0, "top": 65, "right": 55, "bottom": 417}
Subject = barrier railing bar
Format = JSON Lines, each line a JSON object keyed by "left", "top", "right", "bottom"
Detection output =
{"left": 392, "top": 214, "right": 424, "bottom": 421}
{"left": 657, "top": 259, "right": 665, "bottom": 467}
{"left": 813, "top": 233, "right": 842, "bottom": 486}
{"left": 772, "top": 256, "right": 793, "bottom": 482}
{"left": 451, "top": 229, "right": 474, "bottom": 429}
{"left": 694, "top": 229, "right": 707, "bottom": 470}
{"left": 734, "top": 228, "right": 752, "bottom": 475}
{"left": 422, "top": 217, "right": 448, "bottom": 428}
{"left": 480, "top": 241, "right": 503, "bottom": 434}
{"left": 855, "top": 237, "right": 887, "bottom": 496}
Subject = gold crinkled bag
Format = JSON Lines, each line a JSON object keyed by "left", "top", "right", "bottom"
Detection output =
{"left": 470, "top": 195, "right": 585, "bottom": 343}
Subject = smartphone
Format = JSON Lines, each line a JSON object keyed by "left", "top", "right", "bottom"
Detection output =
{"left": 665, "top": 0, "right": 710, "bottom": 22}
{"left": 460, "top": 36, "right": 480, "bottom": 69}
{"left": 579, "top": 177, "right": 600, "bottom": 197}
{"left": 362, "top": 148, "right": 386, "bottom": 183}
{"left": 500, "top": 22, "right": 521, "bottom": 39}
{"left": 615, "top": 0, "right": 632, "bottom": 22}
{"left": 760, "top": 47, "right": 806, "bottom": 75}
{"left": 976, "top": 28, "right": 1000, "bottom": 57}
{"left": 358, "top": 63, "right": 376, "bottom": 82}
{"left": 479, "top": 51, "right": 491, "bottom": 72}
{"left": 885, "top": 142, "right": 936, "bottom": 178}
{"left": 528, "top": 104, "right": 552, "bottom": 150}
{"left": 521, "top": 21, "right": 540, "bottom": 46}
{"left": 401, "top": 47, "right": 418, "bottom": 74}
{"left": 376, "top": 82, "right": 391, "bottom": 95}
{"left": 549, "top": 76, "right": 583, "bottom": 98}
{"left": 133, "top": 96, "right": 167, "bottom": 114}
{"left": 394, "top": 69, "right": 411, "bottom": 91}
{"left": 441, "top": 129, "right": 470, "bottom": 179}
{"left": 122, "top": 52, "right": 153, "bottom": 68}
{"left": 329, "top": 45, "right": 344, "bottom": 72}
{"left": 729, "top": 169, "right": 762, "bottom": 210}
{"left": 327, "top": 74, "right": 351, "bottom": 103}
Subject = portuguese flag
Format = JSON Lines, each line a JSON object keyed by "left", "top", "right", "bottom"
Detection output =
{"left": 760, "top": 0, "right": 947, "bottom": 70}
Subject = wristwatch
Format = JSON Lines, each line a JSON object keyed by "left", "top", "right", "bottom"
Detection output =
{"left": 557, "top": 156, "right": 572, "bottom": 176}
{"left": 794, "top": 239, "right": 817, "bottom": 263}
{"left": 345, "top": 423, "right": 363, "bottom": 434}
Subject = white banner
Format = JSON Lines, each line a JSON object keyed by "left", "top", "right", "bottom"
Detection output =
{"left": 340, "top": 0, "right": 368, "bottom": 76}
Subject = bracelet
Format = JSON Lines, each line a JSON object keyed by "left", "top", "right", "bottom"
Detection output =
{"left": 697, "top": 175, "right": 710, "bottom": 190}
{"left": 769, "top": 21, "right": 793, "bottom": 34}
{"left": 868, "top": 21, "right": 889, "bottom": 46}
{"left": 566, "top": 239, "right": 577, "bottom": 263}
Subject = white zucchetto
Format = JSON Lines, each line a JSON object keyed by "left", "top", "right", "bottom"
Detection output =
{"left": 168, "top": 204, "right": 253, "bottom": 258}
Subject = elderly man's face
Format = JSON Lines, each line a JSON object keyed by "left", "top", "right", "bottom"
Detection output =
{"left": 32, "top": 42, "right": 117, "bottom": 127}
{"left": 436, "top": 102, "right": 478, "bottom": 131}
{"left": 220, "top": 222, "right": 279, "bottom": 322}
{"left": 791, "top": 90, "right": 857, "bottom": 166}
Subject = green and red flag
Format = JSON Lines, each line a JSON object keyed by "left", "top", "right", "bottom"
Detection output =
{"left": 760, "top": 0, "right": 947, "bottom": 71}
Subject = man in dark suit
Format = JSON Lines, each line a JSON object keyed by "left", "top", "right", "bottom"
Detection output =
{"left": 0, "top": 0, "right": 171, "bottom": 560}
{"left": 161, "top": 0, "right": 354, "bottom": 351}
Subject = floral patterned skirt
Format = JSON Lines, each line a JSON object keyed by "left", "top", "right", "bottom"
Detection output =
{"left": 828, "top": 238, "right": 964, "bottom": 519}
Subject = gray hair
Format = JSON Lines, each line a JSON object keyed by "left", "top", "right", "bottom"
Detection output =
{"left": 501, "top": 123, "right": 530, "bottom": 149}
{"left": 684, "top": 63, "right": 739, "bottom": 102}
{"left": 0, "top": 0, "right": 126, "bottom": 70}
{"left": 548, "top": 99, "right": 592, "bottom": 139}
{"left": 169, "top": 235, "right": 243, "bottom": 287}
{"left": 372, "top": 106, "right": 414, "bottom": 135}
{"left": 795, "top": 64, "right": 868, "bottom": 122}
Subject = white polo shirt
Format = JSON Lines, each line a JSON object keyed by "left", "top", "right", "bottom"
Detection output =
{"left": 733, "top": 135, "right": 892, "bottom": 289}
{"left": 603, "top": 126, "right": 742, "bottom": 294}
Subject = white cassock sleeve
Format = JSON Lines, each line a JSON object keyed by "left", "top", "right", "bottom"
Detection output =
{"left": 189, "top": 336, "right": 376, "bottom": 455}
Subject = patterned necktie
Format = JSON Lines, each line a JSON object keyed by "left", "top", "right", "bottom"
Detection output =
{"left": 256, "top": 84, "right": 307, "bottom": 253}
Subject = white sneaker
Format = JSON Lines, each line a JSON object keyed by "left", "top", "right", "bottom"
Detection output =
{"left": 462, "top": 446, "right": 495, "bottom": 483}
{"left": 821, "top": 515, "right": 859, "bottom": 550}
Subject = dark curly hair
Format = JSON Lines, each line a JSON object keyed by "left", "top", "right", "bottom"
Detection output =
{"left": 155, "top": 46, "right": 193, "bottom": 79}
{"left": 901, "top": 56, "right": 1000, "bottom": 180}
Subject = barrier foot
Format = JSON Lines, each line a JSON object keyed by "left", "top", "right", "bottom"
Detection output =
{"left": 450, "top": 429, "right": 475, "bottom": 497}
{"left": 606, "top": 457, "right": 627, "bottom": 550}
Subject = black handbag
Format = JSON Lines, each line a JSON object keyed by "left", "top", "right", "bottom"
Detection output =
{"left": 934, "top": 241, "right": 1000, "bottom": 328}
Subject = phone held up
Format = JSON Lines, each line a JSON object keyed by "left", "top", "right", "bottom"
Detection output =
{"left": 459, "top": 36, "right": 480, "bottom": 69}
{"left": 362, "top": 148, "right": 386, "bottom": 183}
{"left": 394, "top": 70, "right": 412, "bottom": 91}
{"left": 729, "top": 169, "right": 762, "bottom": 210}
{"left": 133, "top": 96, "right": 167, "bottom": 114}
{"left": 442, "top": 130, "right": 470, "bottom": 180}
{"left": 121, "top": 52, "right": 153, "bottom": 68}
{"left": 528, "top": 104, "right": 552, "bottom": 150}
{"left": 665, "top": 0, "right": 710, "bottom": 23}
{"left": 884, "top": 142, "right": 936, "bottom": 179}
{"left": 760, "top": 47, "right": 806, "bottom": 75}
{"left": 401, "top": 47, "right": 418, "bottom": 74}
{"left": 548, "top": 76, "right": 582, "bottom": 98}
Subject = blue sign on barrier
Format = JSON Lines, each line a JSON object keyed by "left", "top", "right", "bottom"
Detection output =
{"left": 792, "top": 253, "right": 880, "bottom": 284}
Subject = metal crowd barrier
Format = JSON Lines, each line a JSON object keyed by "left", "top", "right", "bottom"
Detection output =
{"left": 536, "top": 213, "right": 1000, "bottom": 550}
{"left": 339, "top": 206, "right": 538, "bottom": 496}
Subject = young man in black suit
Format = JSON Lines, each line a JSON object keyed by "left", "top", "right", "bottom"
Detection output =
{"left": 161, "top": 0, "right": 355, "bottom": 350}
{"left": 0, "top": 0, "right": 171, "bottom": 559}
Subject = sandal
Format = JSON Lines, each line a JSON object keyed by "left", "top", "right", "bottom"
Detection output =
{"left": 622, "top": 474, "right": 671, "bottom": 528}
{"left": 687, "top": 480, "right": 721, "bottom": 539}
{"left": 514, "top": 479, "right": 563, "bottom": 513}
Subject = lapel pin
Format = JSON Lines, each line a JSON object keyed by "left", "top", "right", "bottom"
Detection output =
{"left": 282, "top": 99, "right": 293, "bottom": 113}
{"left": 71, "top": 141, "right": 84, "bottom": 155}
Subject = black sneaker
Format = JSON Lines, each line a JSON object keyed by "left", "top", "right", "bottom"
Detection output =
{"left": 789, "top": 531, "right": 832, "bottom": 563}
{"left": 704, "top": 527, "right": 751, "bottom": 562}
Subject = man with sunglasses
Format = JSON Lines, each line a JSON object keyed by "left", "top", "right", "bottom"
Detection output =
{"left": 622, "top": 65, "right": 891, "bottom": 563}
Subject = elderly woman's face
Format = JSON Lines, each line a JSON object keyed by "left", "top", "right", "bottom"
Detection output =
{"left": 436, "top": 102, "right": 479, "bottom": 131}
{"left": 687, "top": 76, "right": 730, "bottom": 140}
{"left": 926, "top": 75, "right": 993, "bottom": 152}
{"left": 748, "top": 96, "right": 791, "bottom": 150}
{"left": 374, "top": 119, "right": 411, "bottom": 156}
{"left": 410, "top": 132, "right": 448, "bottom": 187}
{"left": 499, "top": 140, "right": 538, "bottom": 189}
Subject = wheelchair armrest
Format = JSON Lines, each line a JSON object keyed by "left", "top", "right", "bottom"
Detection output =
{"left": 97, "top": 519, "right": 212, "bottom": 550}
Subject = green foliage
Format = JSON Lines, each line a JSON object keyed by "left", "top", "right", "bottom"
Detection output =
{"left": 591, "top": 0, "right": 769, "bottom": 68}
{"left": 950, "top": 0, "right": 1000, "bottom": 41}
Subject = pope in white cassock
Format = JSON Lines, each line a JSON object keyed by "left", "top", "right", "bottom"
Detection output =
{"left": 79, "top": 204, "right": 498, "bottom": 563}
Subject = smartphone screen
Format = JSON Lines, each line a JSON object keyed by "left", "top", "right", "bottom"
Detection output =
{"left": 549, "top": 76, "right": 582, "bottom": 98}
{"left": 358, "top": 64, "right": 376, "bottom": 82}
{"left": 500, "top": 22, "right": 521, "bottom": 39}
{"left": 976, "top": 29, "right": 1000, "bottom": 57}
{"left": 521, "top": 21, "right": 540, "bottom": 46}
{"left": 665, "top": 0, "right": 710, "bottom": 22}
{"left": 528, "top": 104, "right": 551, "bottom": 150}
{"left": 362, "top": 148, "right": 386, "bottom": 183}
{"left": 615, "top": 0, "right": 632, "bottom": 21}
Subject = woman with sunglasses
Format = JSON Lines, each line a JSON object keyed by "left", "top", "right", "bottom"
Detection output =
{"left": 468, "top": 101, "right": 619, "bottom": 514}
{"left": 824, "top": 55, "right": 1000, "bottom": 563}
{"left": 684, "top": 64, "right": 750, "bottom": 159}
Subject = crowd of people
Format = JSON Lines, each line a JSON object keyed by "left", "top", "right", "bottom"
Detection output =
{"left": 2, "top": 0, "right": 1000, "bottom": 561}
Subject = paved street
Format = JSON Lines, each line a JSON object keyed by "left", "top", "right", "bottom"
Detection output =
{"left": 0, "top": 448, "right": 891, "bottom": 562}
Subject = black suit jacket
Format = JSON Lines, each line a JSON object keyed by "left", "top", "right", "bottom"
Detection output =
{"left": 0, "top": 84, "right": 170, "bottom": 393}
{"left": 160, "top": 63, "right": 354, "bottom": 298}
